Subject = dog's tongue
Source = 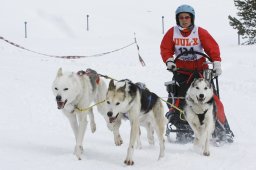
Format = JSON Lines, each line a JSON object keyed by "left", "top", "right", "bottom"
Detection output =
{"left": 198, "top": 98, "right": 204, "bottom": 103}
{"left": 57, "top": 101, "right": 64, "bottom": 109}
{"left": 109, "top": 117, "right": 115, "bottom": 123}
{"left": 197, "top": 96, "right": 205, "bottom": 103}
{"left": 56, "top": 100, "right": 67, "bottom": 109}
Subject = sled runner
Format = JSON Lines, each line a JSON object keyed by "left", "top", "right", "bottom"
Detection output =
{"left": 164, "top": 51, "right": 234, "bottom": 144}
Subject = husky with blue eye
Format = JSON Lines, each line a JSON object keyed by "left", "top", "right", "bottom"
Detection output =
{"left": 184, "top": 78, "right": 215, "bottom": 156}
{"left": 106, "top": 79, "right": 166, "bottom": 166}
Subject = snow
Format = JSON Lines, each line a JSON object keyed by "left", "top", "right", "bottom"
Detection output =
{"left": 1, "top": 0, "right": 256, "bottom": 169}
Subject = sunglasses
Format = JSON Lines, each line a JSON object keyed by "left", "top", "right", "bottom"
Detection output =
{"left": 179, "top": 16, "right": 191, "bottom": 20}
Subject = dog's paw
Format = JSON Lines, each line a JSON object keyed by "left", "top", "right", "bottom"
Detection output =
{"left": 203, "top": 151, "right": 210, "bottom": 156}
{"left": 74, "top": 145, "right": 83, "bottom": 160}
{"left": 90, "top": 122, "right": 96, "bottom": 133}
{"left": 114, "top": 135, "right": 123, "bottom": 146}
{"left": 158, "top": 153, "right": 165, "bottom": 160}
{"left": 124, "top": 159, "right": 134, "bottom": 166}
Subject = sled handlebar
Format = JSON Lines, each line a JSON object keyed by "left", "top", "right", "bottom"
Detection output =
{"left": 174, "top": 51, "right": 213, "bottom": 63}
{"left": 167, "top": 50, "right": 220, "bottom": 98}
{"left": 167, "top": 51, "right": 213, "bottom": 73}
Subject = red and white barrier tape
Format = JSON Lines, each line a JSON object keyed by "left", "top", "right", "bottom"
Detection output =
{"left": 0, "top": 35, "right": 146, "bottom": 66}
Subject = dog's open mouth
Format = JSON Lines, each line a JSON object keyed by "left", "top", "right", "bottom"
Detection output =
{"left": 57, "top": 100, "right": 67, "bottom": 109}
{"left": 109, "top": 113, "right": 119, "bottom": 123}
{"left": 197, "top": 96, "right": 205, "bottom": 103}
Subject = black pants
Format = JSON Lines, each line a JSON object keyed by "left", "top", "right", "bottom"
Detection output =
{"left": 167, "top": 73, "right": 193, "bottom": 108}
{"left": 167, "top": 72, "right": 194, "bottom": 126}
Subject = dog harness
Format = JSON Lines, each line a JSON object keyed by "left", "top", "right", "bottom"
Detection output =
{"left": 77, "top": 69, "right": 100, "bottom": 85}
{"left": 197, "top": 109, "right": 208, "bottom": 125}
{"left": 187, "top": 96, "right": 214, "bottom": 125}
{"left": 136, "top": 82, "right": 158, "bottom": 114}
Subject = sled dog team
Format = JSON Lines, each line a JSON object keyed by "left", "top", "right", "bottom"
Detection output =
{"left": 52, "top": 68, "right": 216, "bottom": 165}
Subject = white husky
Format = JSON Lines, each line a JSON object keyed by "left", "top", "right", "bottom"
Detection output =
{"left": 106, "top": 79, "right": 166, "bottom": 165}
{"left": 52, "top": 68, "right": 108, "bottom": 160}
{"left": 184, "top": 78, "right": 215, "bottom": 156}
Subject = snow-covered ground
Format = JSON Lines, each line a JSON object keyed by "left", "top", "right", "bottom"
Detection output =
{"left": 1, "top": 0, "right": 256, "bottom": 169}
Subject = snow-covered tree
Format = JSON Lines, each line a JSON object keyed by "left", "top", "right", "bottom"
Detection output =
{"left": 228, "top": 0, "right": 256, "bottom": 44}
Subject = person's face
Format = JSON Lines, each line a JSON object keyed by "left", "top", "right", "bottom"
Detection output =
{"left": 178, "top": 13, "right": 192, "bottom": 28}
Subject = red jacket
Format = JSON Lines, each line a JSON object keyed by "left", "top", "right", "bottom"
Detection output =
{"left": 160, "top": 26, "right": 221, "bottom": 72}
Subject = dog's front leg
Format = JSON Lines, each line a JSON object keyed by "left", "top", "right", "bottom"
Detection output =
{"left": 74, "top": 112, "right": 88, "bottom": 160}
{"left": 105, "top": 115, "right": 123, "bottom": 146}
{"left": 188, "top": 122, "right": 200, "bottom": 146}
{"left": 112, "top": 117, "right": 123, "bottom": 146}
{"left": 124, "top": 118, "right": 139, "bottom": 165}
{"left": 198, "top": 126, "right": 208, "bottom": 154}
{"left": 203, "top": 129, "right": 211, "bottom": 156}
{"left": 88, "top": 108, "right": 96, "bottom": 133}
{"left": 136, "top": 128, "right": 142, "bottom": 149}
{"left": 65, "top": 113, "right": 81, "bottom": 157}
{"left": 66, "top": 113, "right": 79, "bottom": 142}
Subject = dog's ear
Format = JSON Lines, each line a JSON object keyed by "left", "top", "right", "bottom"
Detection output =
{"left": 117, "top": 82, "right": 126, "bottom": 92}
{"left": 205, "top": 79, "right": 212, "bottom": 89}
{"left": 108, "top": 79, "right": 116, "bottom": 91}
{"left": 57, "top": 68, "right": 63, "bottom": 77}
{"left": 191, "top": 79, "right": 198, "bottom": 87}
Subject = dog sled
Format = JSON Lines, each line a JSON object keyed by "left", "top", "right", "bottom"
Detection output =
{"left": 164, "top": 50, "right": 234, "bottom": 145}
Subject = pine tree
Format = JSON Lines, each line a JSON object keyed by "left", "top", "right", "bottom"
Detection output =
{"left": 228, "top": 0, "right": 256, "bottom": 44}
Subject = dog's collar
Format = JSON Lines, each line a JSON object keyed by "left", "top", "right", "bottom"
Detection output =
{"left": 206, "top": 97, "right": 214, "bottom": 104}
{"left": 74, "top": 104, "right": 95, "bottom": 113}
{"left": 68, "top": 104, "right": 77, "bottom": 114}
{"left": 122, "top": 113, "right": 129, "bottom": 120}
{"left": 68, "top": 104, "right": 83, "bottom": 113}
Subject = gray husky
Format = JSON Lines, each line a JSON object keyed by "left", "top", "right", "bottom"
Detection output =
{"left": 184, "top": 78, "right": 215, "bottom": 156}
{"left": 106, "top": 79, "right": 166, "bottom": 165}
